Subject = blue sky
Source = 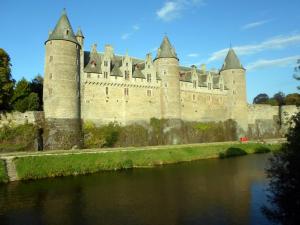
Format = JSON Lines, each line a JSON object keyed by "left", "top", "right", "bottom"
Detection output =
{"left": 1, "top": 0, "right": 300, "bottom": 103}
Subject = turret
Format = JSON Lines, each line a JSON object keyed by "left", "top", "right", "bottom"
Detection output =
{"left": 154, "top": 36, "right": 181, "bottom": 120}
{"left": 43, "top": 9, "right": 82, "bottom": 150}
{"left": 220, "top": 48, "right": 248, "bottom": 133}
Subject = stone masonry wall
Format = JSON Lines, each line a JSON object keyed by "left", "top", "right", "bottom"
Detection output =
{"left": 0, "top": 111, "right": 44, "bottom": 128}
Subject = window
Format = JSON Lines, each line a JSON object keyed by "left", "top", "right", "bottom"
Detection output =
{"left": 164, "top": 70, "right": 167, "bottom": 75}
{"left": 49, "top": 56, "right": 53, "bottom": 62}
{"left": 106, "top": 87, "right": 108, "bottom": 95}
{"left": 66, "top": 29, "right": 69, "bottom": 35}
{"left": 104, "top": 72, "right": 108, "bottom": 79}
{"left": 193, "top": 94, "right": 195, "bottom": 101}
{"left": 147, "top": 90, "right": 152, "bottom": 97}
{"left": 126, "top": 62, "right": 128, "bottom": 66}
{"left": 208, "top": 83, "right": 211, "bottom": 90}
{"left": 193, "top": 81, "right": 197, "bottom": 88}
{"left": 148, "top": 65, "right": 150, "bottom": 69}
{"left": 104, "top": 61, "right": 108, "bottom": 67}
{"left": 220, "top": 84, "right": 223, "bottom": 91}
{"left": 87, "top": 73, "right": 91, "bottom": 78}
{"left": 147, "top": 74, "right": 151, "bottom": 82}
{"left": 125, "top": 70, "right": 129, "bottom": 80}
{"left": 124, "top": 88, "right": 129, "bottom": 96}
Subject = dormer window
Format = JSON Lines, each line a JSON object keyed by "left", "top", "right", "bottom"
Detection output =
{"left": 104, "top": 61, "right": 108, "bottom": 67}
{"left": 91, "top": 60, "right": 96, "bottom": 68}
{"left": 125, "top": 70, "right": 129, "bottom": 80}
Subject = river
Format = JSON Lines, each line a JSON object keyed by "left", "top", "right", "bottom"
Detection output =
{"left": 0, "top": 154, "right": 272, "bottom": 225}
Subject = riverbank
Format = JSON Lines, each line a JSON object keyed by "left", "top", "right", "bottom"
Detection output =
{"left": 0, "top": 159, "right": 8, "bottom": 183}
{"left": 0, "top": 142, "right": 281, "bottom": 183}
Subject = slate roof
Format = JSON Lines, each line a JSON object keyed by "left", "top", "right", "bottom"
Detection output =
{"left": 198, "top": 75, "right": 208, "bottom": 87}
{"left": 84, "top": 45, "right": 102, "bottom": 74}
{"left": 132, "top": 66, "right": 145, "bottom": 78}
{"left": 220, "top": 48, "right": 245, "bottom": 71}
{"left": 47, "top": 9, "right": 79, "bottom": 45}
{"left": 155, "top": 36, "right": 178, "bottom": 60}
{"left": 76, "top": 28, "right": 84, "bottom": 37}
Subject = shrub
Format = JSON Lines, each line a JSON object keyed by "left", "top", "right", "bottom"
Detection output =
{"left": 0, "top": 123, "right": 37, "bottom": 152}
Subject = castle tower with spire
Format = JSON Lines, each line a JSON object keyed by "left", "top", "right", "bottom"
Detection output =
{"left": 43, "top": 10, "right": 82, "bottom": 150}
{"left": 154, "top": 36, "right": 181, "bottom": 120}
{"left": 220, "top": 48, "right": 248, "bottom": 132}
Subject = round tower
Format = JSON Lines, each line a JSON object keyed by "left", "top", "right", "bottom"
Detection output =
{"left": 43, "top": 10, "right": 82, "bottom": 150}
{"left": 220, "top": 48, "right": 248, "bottom": 133}
{"left": 154, "top": 36, "right": 181, "bottom": 120}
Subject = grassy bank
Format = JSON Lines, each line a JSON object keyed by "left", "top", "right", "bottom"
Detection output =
{"left": 0, "top": 159, "right": 8, "bottom": 183}
{"left": 14, "top": 143, "right": 281, "bottom": 181}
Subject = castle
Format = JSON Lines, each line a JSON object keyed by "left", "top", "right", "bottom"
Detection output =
{"left": 42, "top": 10, "right": 297, "bottom": 150}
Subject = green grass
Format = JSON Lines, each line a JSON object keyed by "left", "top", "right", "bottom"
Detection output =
{"left": 0, "top": 159, "right": 8, "bottom": 183}
{"left": 14, "top": 143, "right": 281, "bottom": 180}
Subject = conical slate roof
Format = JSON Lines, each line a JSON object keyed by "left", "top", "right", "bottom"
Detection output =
{"left": 76, "top": 27, "right": 84, "bottom": 37}
{"left": 47, "top": 9, "right": 79, "bottom": 45}
{"left": 221, "top": 48, "right": 244, "bottom": 71}
{"left": 155, "top": 36, "right": 178, "bottom": 60}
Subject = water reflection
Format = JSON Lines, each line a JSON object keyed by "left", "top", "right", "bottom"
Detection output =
{"left": 0, "top": 154, "right": 272, "bottom": 225}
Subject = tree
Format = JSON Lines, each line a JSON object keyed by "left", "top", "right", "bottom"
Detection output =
{"left": 11, "top": 78, "right": 39, "bottom": 112}
{"left": 285, "top": 93, "right": 300, "bottom": 106}
{"left": 0, "top": 48, "right": 14, "bottom": 111}
{"left": 273, "top": 91, "right": 286, "bottom": 106}
{"left": 293, "top": 59, "right": 300, "bottom": 90}
{"left": 253, "top": 93, "right": 269, "bottom": 104}
{"left": 262, "top": 112, "right": 300, "bottom": 225}
{"left": 30, "top": 75, "right": 43, "bottom": 110}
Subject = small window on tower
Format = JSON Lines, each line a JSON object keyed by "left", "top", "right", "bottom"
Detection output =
{"left": 49, "top": 56, "right": 53, "bottom": 62}
{"left": 66, "top": 29, "right": 69, "bottom": 35}
{"left": 49, "top": 73, "right": 52, "bottom": 79}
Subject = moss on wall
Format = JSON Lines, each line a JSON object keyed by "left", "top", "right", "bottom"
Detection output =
{"left": 0, "top": 124, "right": 38, "bottom": 152}
{"left": 83, "top": 118, "right": 238, "bottom": 149}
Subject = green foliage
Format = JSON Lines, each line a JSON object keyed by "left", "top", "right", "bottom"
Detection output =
{"left": 29, "top": 75, "right": 43, "bottom": 110}
{"left": 14, "top": 143, "right": 281, "bottom": 180}
{"left": 219, "top": 147, "right": 247, "bottom": 158}
{"left": 253, "top": 93, "right": 270, "bottom": 104}
{"left": 84, "top": 122, "right": 121, "bottom": 148}
{"left": 0, "top": 48, "right": 14, "bottom": 111}
{"left": 285, "top": 93, "right": 300, "bottom": 106}
{"left": 293, "top": 58, "right": 300, "bottom": 90}
{"left": 0, "top": 124, "right": 37, "bottom": 152}
{"left": 11, "top": 78, "right": 40, "bottom": 112}
{"left": 263, "top": 112, "right": 300, "bottom": 225}
{"left": 252, "top": 91, "right": 300, "bottom": 106}
{"left": 0, "top": 159, "right": 8, "bottom": 183}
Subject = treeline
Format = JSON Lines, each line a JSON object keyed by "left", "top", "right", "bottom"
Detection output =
{"left": 253, "top": 91, "right": 300, "bottom": 106}
{"left": 0, "top": 48, "right": 43, "bottom": 112}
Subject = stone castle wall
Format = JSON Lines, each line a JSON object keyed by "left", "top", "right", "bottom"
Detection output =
{"left": 0, "top": 111, "right": 44, "bottom": 128}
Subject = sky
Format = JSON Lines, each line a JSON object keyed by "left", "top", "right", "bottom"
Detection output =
{"left": 1, "top": 0, "right": 300, "bottom": 103}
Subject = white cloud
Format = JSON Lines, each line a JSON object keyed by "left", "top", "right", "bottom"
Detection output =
{"left": 156, "top": 0, "right": 205, "bottom": 22}
{"left": 207, "top": 33, "right": 300, "bottom": 62}
{"left": 187, "top": 53, "right": 199, "bottom": 57}
{"left": 133, "top": 25, "right": 140, "bottom": 30}
{"left": 121, "top": 24, "right": 141, "bottom": 40}
{"left": 242, "top": 19, "right": 271, "bottom": 30}
{"left": 246, "top": 55, "right": 300, "bottom": 71}
{"left": 121, "top": 33, "right": 131, "bottom": 40}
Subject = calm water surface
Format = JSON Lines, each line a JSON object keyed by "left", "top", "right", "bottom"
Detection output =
{"left": 0, "top": 154, "right": 272, "bottom": 225}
